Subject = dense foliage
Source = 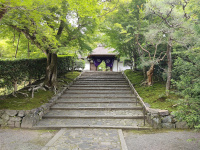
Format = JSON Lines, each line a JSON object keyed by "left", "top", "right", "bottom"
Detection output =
{"left": 0, "top": 56, "right": 74, "bottom": 93}
{"left": 101, "top": 0, "right": 200, "bottom": 128}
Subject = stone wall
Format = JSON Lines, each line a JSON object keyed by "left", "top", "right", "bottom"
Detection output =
{"left": 146, "top": 108, "right": 188, "bottom": 129}
{"left": 0, "top": 87, "right": 67, "bottom": 128}
{"left": 0, "top": 72, "right": 82, "bottom": 129}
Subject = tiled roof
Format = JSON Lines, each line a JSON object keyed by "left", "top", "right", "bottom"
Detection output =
{"left": 89, "top": 46, "right": 117, "bottom": 56}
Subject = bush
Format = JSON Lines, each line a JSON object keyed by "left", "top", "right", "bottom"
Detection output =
{"left": 172, "top": 48, "right": 200, "bottom": 128}
{"left": 74, "top": 59, "right": 85, "bottom": 70}
{"left": 0, "top": 56, "right": 74, "bottom": 93}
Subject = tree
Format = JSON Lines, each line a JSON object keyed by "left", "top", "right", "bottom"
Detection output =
{"left": 145, "top": 0, "right": 195, "bottom": 95}
{"left": 0, "top": 0, "right": 103, "bottom": 89}
{"left": 100, "top": 0, "right": 146, "bottom": 71}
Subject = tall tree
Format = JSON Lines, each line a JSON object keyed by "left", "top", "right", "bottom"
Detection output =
{"left": 0, "top": 0, "right": 103, "bottom": 89}
{"left": 100, "top": 0, "right": 146, "bottom": 71}
{"left": 145, "top": 0, "right": 195, "bottom": 95}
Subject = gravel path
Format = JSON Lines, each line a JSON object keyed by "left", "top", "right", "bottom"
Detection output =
{"left": 0, "top": 128, "right": 57, "bottom": 150}
{"left": 0, "top": 128, "right": 199, "bottom": 150}
{"left": 124, "top": 130, "right": 200, "bottom": 150}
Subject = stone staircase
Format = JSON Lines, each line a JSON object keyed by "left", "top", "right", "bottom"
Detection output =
{"left": 34, "top": 72, "right": 150, "bottom": 130}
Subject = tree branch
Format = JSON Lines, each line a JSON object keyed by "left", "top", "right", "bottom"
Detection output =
{"left": 136, "top": 34, "right": 151, "bottom": 60}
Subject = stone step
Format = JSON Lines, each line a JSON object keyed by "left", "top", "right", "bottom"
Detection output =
{"left": 79, "top": 77, "right": 124, "bottom": 79}
{"left": 74, "top": 82, "right": 127, "bottom": 85}
{"left": 42, "top": 115, "right": 145, "bottom": 119}
{"left": 78, "top": 79, "right": 125, "bottom": 81}
{"left": 64, "top": 90, "right": 132, "bottom": 94}
{"left": 56, "top": 100, "right": 137, "bottom": 103}
{"left": 71, "top": 85, "right": 130, "bottom": 87}
{"left": 33, "top": 125, "right": 151, "bottom": 130}
{"left": 57, "top": 97, "right": 137, "bottom": 102}
{"left": 52, "top": 103, "right": 138, "bottom": 108}
{"left": 82, "top": 72, "right": 122, "bottom": 75}
{"left": 75, "top": 80, "right": 127, "bottom": 83}
{"left": 34, "top": 118, "right": 146, "bottom": 128}
{"left": 60, "top": 93, "right": 136, "bottom": 98}
{"left": 68, "top": 87, "right": 131, "bottom": 90}
{"left": 43, "top": 110, "right": 143, "bottom": 116}
{"left": 50, "top": 107, "right": 143, "bottom": 110}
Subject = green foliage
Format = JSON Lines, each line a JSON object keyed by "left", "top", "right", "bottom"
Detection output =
{"left": 0, "top": 71, "right": 80, "bottom": 110}
{"left": 124, "top": 59, "right": 132, "bottom": 67}
{"left": 98, "top": 61, "right": 106, "bottom": 71}
{"left": 74, "top": 59, "right": 85, "bottom": 70}
{"left": 172, "top": 48, "right": 200, "bottom": 128}
{"left": 0, "top": 56, "right": 74, "bottom": 92}
{"left": 124, "top": 69, "right": 179, "bottom": 112}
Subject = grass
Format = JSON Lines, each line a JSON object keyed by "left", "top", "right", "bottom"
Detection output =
{"left": 124, "top": 70, "right": 179, "bottom": 112}
{"left": 0, "top": 71, "right": 81, "bottom": 110}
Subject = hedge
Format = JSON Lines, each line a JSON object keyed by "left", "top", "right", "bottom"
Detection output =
{"left": 0, "top": 56, "right": 74, "bottom": 90}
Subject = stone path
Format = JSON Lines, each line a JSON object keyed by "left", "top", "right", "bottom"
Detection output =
{"left": 34, "top": 71, "right": 150, "bottom": 130}
{"left": 32, "top": 71, "right": 152, "bottom": 149}
{"left": 42, "top": 128, "right": 126, "bottom": 150}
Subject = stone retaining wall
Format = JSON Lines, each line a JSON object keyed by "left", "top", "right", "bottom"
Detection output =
{"left": 0, "top": 86, "right": 68, "bottom": 128}
{"left": 146, "top": 108, "right": 188, "bottom": 129}
{"left": 0, "top": 71, "right": 82, "bottom": 129}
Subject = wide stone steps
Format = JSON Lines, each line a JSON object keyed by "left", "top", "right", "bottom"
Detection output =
{"left": 35, "top": 118, "right": 146, "bottom": 129}
{"left": 78, "top": 78, "right": 125, "bottom": 80}
{"left": 74, "top": 81, "right": 128, "bottom": 85}
{"left": 60, "top": 93, "right": 136, "bottom": 98}
{"left": 65, "top": 90, "right": 132, "bottom": 94}
{"left": 51, "top": 107, "right": 142, "bottom": 111}
{"left": 71, "top": 85, "right": 130, "bottom": 88}
{"left": 51, "top": 103, "right": 139, "bottom": 108}
{"left": 68, "top": 87, "right": 131, "bottom": 90}
{"left": 42, "top": 109, "right": 143, "bottom": 116}
{"left": 34, "top": 71, "right": 150, "bottom": 130}
{"left": 57, "top": 97, "right": 137, "bottom": 102}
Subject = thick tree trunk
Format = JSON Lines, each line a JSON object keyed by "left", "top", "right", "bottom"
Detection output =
{"left": 44, "top": 52, "right": 58, "bottom": 88}
{"left": 166, "top": 39, "right": 172, "bottom": 96}
{"left": 147, "top": 64, "right": 154, "bottom": 86}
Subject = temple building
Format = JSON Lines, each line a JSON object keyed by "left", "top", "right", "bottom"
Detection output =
{"left": 83, "top": 45, "right": 130, "bottom": 72}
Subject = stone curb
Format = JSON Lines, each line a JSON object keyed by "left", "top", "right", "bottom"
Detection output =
{"left": 41, "top": 128, "right": 66, "bottom": 150}
{"left": 118, "top": 129, "right": 128, "bottom": 150}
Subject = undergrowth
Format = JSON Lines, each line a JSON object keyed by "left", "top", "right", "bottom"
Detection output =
{"left": 124, "top": 70, "right": 179, "bottom": 112}
{"left": 0, "top": 71, "right": 81, "bottom": 110}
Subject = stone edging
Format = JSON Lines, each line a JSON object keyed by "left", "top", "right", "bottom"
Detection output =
{"left": 122, "top": 71, "right": 188, "bottom": 129}
{"left": 0, "top": 72, "right": 83, "bottom": 128}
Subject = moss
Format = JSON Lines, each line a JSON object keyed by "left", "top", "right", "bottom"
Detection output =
{"left": 0, "top": 90, "right": 54, "bottom": 110}
{"left": 127, "top": 129, "right": 193, "bottom": 134}
{"left": 124, "top": 70, "right": 179, "bottom": 112}
{"left": 0, "top": 71, "right": 81, "bottom": 110}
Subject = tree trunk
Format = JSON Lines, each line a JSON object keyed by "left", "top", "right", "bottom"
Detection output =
{"left": 143, "top": 66, "right": 147, "bottom": 80}
{"left": 15, "top": 33, "right": 20, "bottom": 58}
{"left": 28, "top": 40, "right": 30, "bottom": 58}
{"left": 44, "top": 52, "right": 58, "bottom": 88}
{"left": 166, "top": 39, "right": 172, "bottom": 96}
{"left": 147, "top": 64, "right": 154, "bottom": 86}
{"left": 13, "top": 81, "right": 17, "bottom": 95}
{"left": 0, "top": 6, "right": 7, "bottom": 21}
{"left": 133, "top": 53, "right": 137, "bottom": 71}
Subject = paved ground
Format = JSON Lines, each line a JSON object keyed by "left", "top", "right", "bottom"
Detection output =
{"left": 42, "top": 129, "right": 122, "bottom": 150}
{"left": 0, "top": 128, "right": 200, "bottom": 150}
{"left": 0, "top": 128, "right": 57, "bottom": 150}
{"left": 124, "top": 130, "right": 200, "bottom": 150}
